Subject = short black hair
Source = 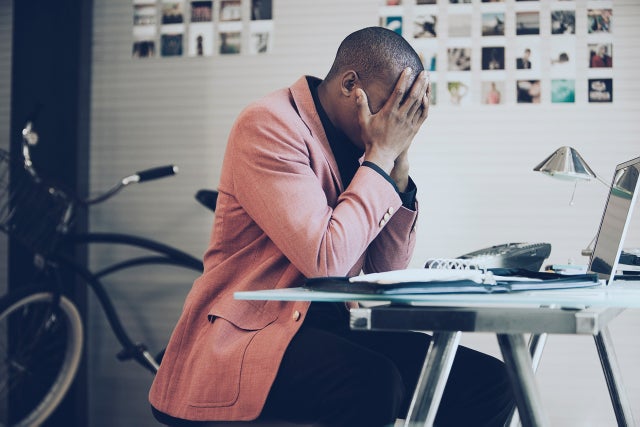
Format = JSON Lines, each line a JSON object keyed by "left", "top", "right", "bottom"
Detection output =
{"left": 325, "top": 27, "right": 423, "bottom": 87}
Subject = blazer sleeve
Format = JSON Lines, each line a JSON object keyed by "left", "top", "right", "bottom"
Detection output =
{"left": 363, "top": 202, "right": 418, "bottom": 274}
{"left": 228, "top": 101, "right": 407, "bottom": 278}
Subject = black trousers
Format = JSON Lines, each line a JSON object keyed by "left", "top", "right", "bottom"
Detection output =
{"left": 261, "top": 302, "right": 515, "bottom": 427}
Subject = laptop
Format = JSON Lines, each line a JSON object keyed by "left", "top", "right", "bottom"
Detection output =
{"left": 587, "top": 156, "right": 640, "bottom": 285}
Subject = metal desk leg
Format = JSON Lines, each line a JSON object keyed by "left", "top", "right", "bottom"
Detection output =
{"left": 506, "top": 333, "right": 548, "bottom": 427}
{"left": 404, "top": 331, "right": 461, "bottom": 427}
{"left": 497, "top": 334, "right": 550, "bottom": 427}
{"left": 594, "top": 327, "right": 636, "bottom": 427}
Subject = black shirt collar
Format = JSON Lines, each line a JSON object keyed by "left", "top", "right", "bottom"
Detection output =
{"left": 307, "top": 77, "right": 364, "bottom": 188}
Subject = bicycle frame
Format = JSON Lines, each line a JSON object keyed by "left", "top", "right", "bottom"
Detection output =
{"left": 52, "top": 231, "right": 203, "bottom": 374}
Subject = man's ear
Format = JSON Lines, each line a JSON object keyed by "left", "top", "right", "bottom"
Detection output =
{"left": 340, "top": 70, "right": 358, "bottom": 96}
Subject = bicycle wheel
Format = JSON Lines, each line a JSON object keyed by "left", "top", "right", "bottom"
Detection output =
{"left": 0, "top": 286, "right": 83, "bottom": 427}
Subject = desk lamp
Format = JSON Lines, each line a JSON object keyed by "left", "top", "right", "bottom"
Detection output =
{"left": 533, "top": 146, "right": 609, "bottom": 255}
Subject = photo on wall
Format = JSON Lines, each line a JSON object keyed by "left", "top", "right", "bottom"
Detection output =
{"left": 161, "top": 33, "right": 184, "bottom": 56}
{"left": 550, "top": 38, "right": 575, "bottom": 77}
{"left": 516, "top": 79, "right": 541, "bottom": 103}
{"left": 482, "top": 80, "right": 504, "bottom": 105}
{"left": 448, "top": 14, "right": 471, "bottom": 38}
{"left": 413, "top": 14, "right": 437, "bottom": 38}
{"left": 589, "top": 78, "right": 613, "bottom": 103}
{"left": 482, "top": 46, "right": 505, "bottom": 70}
{"left": 191, "top": 1, "right": 213, "bottom": 22}
{"left": 551, "top": 79, "right": 575, "bottom": 103}
{"left": 516, "top": 11, "right": 540, "bottom": 35}
{"left": 414, "top": 39, "right": 437, "bottom": 71}
{"left": 188, "top": 23, "right": 214, "bottom": 56}
{"left": 251, "top": 0, "right": 273, "bottom": 20}
{"left": 551, "top": 10, "right": 575, "bottom": 35}
{"left": 162, "top": 2, "right": 184, "bottom": 24}
{"left": 482, "top": 12, "right": 505, "bottom": 36}
{"left": 447, "top": 47, "right": 471, "bottom": 71}
{"left": 133, "top": 39, "right": 156, "bottom": 58}
{"left": 219, "top": 31, "right": 241, "bottom": 54}
{"left": 447, "top": 78, "right": 470, "bottom": 106}
{"left": 383, "top": 16, "right": 403, "bottom": 35}
{"left": 220, "top": 0, "right": 242, "bottom": 21}
{"left": 588, "top": 8, "right": 612, "bottom": 34}
{"left": 589, "top": 43, "right": 613, "bottom": 68}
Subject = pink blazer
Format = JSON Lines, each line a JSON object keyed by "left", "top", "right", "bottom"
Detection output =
{"left": 149, "top": 76, "right": 418, "bottom": 421}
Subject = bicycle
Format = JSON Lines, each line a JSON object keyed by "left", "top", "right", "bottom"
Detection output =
{"left": 0, "top": 121, "right": 216, "bottom": 427}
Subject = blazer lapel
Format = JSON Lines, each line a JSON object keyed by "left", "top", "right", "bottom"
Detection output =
{"left": 289, "top": 76, "right": 344, "bottom": 193}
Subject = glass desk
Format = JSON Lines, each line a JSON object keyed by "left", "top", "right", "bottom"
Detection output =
{"left": 236, "top": 282, "right": 640, "bottom": 427}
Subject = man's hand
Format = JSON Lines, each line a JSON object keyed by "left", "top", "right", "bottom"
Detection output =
{"left": 357, "top": 68, "right": 430, "bottom": 175}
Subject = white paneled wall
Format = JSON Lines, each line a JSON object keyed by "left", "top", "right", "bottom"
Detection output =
{"left": 90, "top": 1, "right": 639, "bottom": 426}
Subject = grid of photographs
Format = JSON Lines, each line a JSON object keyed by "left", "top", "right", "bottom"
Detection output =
{"left": 133, "top": 0, "right": 274, "bottom": 58}
{"left": 379, "top": 0, "right": 614, "bottom": 105}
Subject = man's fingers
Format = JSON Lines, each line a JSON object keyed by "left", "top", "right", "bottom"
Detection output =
{"left": 386, "top": 67, "right": 413, "bottom": 110}
{"left": 404, "top": 71, "right": 429, "bottom": 118}
{"left": 356, "top": 88, "right": 372, "bottom": 124}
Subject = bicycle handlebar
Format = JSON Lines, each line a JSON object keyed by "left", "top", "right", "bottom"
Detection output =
{"left": 133, "top": 165, "right": 179, "bottom": 183}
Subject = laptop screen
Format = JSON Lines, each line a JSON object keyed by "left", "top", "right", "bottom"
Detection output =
{"left": 588, "top": 156, "right": 640, "bottom": 285}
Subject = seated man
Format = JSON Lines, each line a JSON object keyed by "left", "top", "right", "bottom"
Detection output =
{"left": 150, "top": 26, "right": 514, "bottom": 427}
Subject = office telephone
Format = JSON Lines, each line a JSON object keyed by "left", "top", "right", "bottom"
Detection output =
{"left": 457, "top": 242, "right": 552, "bottom": 272}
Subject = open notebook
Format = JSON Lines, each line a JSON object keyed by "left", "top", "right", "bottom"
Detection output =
{"left": 305, "top": 156, "right": 640, "bottom": 295}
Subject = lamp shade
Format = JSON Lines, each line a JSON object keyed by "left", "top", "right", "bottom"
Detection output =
{"left": 533, "top": 146, "right": 597, "bottom": 181}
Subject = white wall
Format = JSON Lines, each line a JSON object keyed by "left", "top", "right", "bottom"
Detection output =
{"left": 89, "top": 0, "right": 640, "bottom": 426}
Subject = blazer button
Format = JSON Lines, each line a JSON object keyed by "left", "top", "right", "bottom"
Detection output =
{"left": 292, "top": 310, "right": 301, "bottom": 321}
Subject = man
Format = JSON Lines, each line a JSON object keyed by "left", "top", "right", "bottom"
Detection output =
{"left": 516, "top": 48, "right": 532, "bottom": 69}
{"left": 150, "top": 27, "right": 513, "bottom": 427}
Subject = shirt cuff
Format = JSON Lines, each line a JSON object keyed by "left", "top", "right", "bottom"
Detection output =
{"left": 362, "top": 161, "right": 417, "bottom": 210}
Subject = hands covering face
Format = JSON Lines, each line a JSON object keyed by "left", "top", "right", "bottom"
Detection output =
{"left": 356, "top": 68, "right": 430, "bottom": 175}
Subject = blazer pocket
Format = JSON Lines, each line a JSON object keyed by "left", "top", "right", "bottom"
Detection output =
{"left": 187, "top": 301, "right": 277, "bottom": 408}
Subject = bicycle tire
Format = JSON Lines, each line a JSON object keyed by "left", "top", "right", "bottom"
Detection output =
{"left": 0, "top": 287, "right": 83, "bottom": 427}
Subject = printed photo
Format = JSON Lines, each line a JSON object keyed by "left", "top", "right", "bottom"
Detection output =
{"left": 551, "top": 10, "right": 575, "bottom": 35}
{"left": 220, "top": 0, "right": 242, "bottom": 21}
{"left": 188, "top": 23, "right": 214, "bottom": 56}
{"left": 516, "top": 11, "right": 540, "bottom": 35}
{"left": 250, "top": 31, "right": 270, "bottom": 54}
{"left": 132, "top": 40, "right": 155, "bottom": 58}
{"left": 516, "top": 47, "right": 533, "bottom": 69}
{"left": 588, "top": 78, "right": 613, "bottom": 103}
{"left": 588, "top": 9, "right": 612, "bottom": 34}
{"left": 447, "top": 47, "right": 471, "bottom": 71}
{"left": 134, "top": 5, "right": 156, "bottom": 26}
{"left": 447, "top": 79, "right": 470, "bottom": 106}
{"left": 589, "top": 43, "right": 613, "bottom": 68}
{"left": 429, "top": 81, "right": 437, "bottom": 105}
{"left": 517, "top": 80, "right": 541, "bottom": 103}
{"left": 384, "top": 16, "right": 403, "bottom": 35}
{"left": 161, "top": 33, "right": 183, "bottom": 56}
{"left": 482, "top": 12, "right": 505, "bottom": 36}
{"left": 219, "top": 31, "right": 241, "bottom": 54}
{"left": 449, "top": 0, "right": 471, "bottom": 3}
{"left": 414, "top": 40, "right": 437, "bottom": 71}
{"left": 162, "top": 2, "right": 184, "bottom": 25}
{"left": 482, "top": 46, "right": 505, "bottom": 70}
{"left": 417, "top": 0, "right": 437, "bottom": 4}
{"left": 551, "top": 80, "right": 575, "bottom": 103}
{"left": 191, "top": 1, "right": 213, "bottom": 23}
{"left": 482, "top": 81, "right": 504, "bottom": 105}
{"left": 550, "top": 39, "right": 575, "bottom": 76}
{"left": 448, "top": 14, "right": 471, "bottom": 38}
{"left": 414, "top": 15, "right": 437, "bottom": 38}
{"left": 251, "top": 0, "right": 273, "bottom": 20}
